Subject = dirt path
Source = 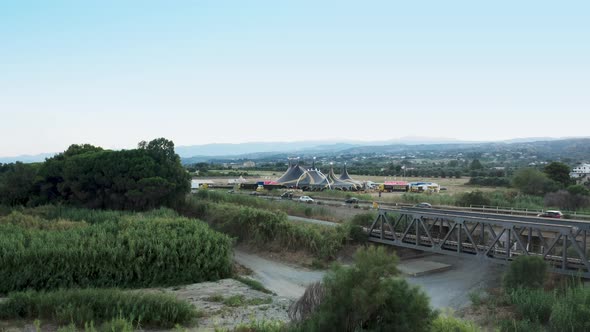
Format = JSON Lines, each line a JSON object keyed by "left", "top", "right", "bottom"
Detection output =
{"left": 234, "top": 250, "right": 325, "bottom": 299}
{"left": 287, "top": 215, "right": 338, "bottom": 227}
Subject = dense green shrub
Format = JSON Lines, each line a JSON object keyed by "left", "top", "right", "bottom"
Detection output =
{"left": 467, "top": 177, "right": 511, "bottom": 187}
{"left": 457, "top": 191, "right": 491, "bottom": 207}
{"left": 498, "top": 319, "right": 543, "bottom": 332}
{"left": 512, "top": 168, "right": 559, "bottom": 196}
{"left": 549, "top": 286, "right": 590, "bottom": 332}
{"left": 0, "top": 162, "right": 39, "bottom": 206}
{"left": 57, "top": 319, "right": 136, "bottom": 332}
{"left": 0, "top": 209, "right": 232, "bottom": 293}
{"left": 292, "top": 247, "right": 436, "bottom": 332}
{"left": 431, "top": 314, "right": 479, "bottom": 332}
{"left": 503, "top": 256, "right": 548, "bottom": 291}
{"left": 0, "top": 288, "right": 196, "bottom": 328}
{"left": 231, "top": 320, "right": 286, "bottom": 332}
{"left": 348, "top": 212, "right": 377, "bottom": 227}
{"left": 509, "top": 288, "right": 554, "bottom": 324}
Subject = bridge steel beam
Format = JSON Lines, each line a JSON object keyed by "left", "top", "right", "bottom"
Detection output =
{"left": 367, "top": 208, "right": 590, "bottom": 278}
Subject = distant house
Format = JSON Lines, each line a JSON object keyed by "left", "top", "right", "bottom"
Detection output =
{"left": 242, "top": 161, "right": 256, "bottom": 168}
{"left": 571, "top": 163, "right": 590, "bottom": 179}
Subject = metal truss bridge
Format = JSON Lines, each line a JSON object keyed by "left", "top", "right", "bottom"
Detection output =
{"left": 368, "top": 207, "right": 590, "bottom": 278}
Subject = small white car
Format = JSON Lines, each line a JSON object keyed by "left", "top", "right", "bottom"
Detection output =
{"left": 299, "top": 196, "right": 314, "bottom": 203}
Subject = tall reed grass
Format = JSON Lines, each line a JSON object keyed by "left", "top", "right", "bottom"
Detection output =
{"left": 0, "top": 288, "right": 196, "bottom": 328}
{"left": 0, "top": 209, "right": 232, "bottom": 293}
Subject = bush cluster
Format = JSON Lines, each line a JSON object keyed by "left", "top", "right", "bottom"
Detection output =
{"left": 291, "top": 247, "right": 437, "bottom": 332}
{"left": 503, "top": 256, "right": 548, "bottom": 291}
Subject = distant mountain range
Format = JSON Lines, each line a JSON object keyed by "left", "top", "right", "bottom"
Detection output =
{"left": 0, "top": 153, "right": 57, "bottom": 164}
{"left": 179, "top": 137, "right": 590, "bottom": 164}
{"left": 0, "top": 136, "right": 587, "bottom": 164}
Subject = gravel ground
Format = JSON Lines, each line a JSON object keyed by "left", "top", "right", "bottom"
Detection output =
{"left": 162, "top": 279, "right": 292, "bottom": 331}
{"left": 0, "top": 279, "right": 293, "bottom": 332}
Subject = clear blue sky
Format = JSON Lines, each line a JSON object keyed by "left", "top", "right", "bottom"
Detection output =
{"left": 1, "top": 1, "right": 588, "bottom": 156}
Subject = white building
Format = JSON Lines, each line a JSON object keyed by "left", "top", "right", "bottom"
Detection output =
{"left": 191, "top": 179, "right": 215, "bottom": 193}
{"left": 571, "top": 163, "right": 590, "bottom": 179}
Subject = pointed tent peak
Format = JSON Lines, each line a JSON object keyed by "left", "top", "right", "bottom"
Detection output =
{"left": 312, "top": 157, "right": 316, "bottom": 170}
{"left": 327, "top": 167, "right": 339, "bottom": 181}
{"left": 339, "top": 163, "right": 356, "bottom": 181}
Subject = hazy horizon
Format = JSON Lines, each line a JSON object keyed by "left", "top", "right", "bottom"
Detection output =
{"left": 1, "top": 1, "right": 589, "bottom": 156}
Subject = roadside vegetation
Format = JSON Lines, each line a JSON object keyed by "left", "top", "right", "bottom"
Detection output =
{"left": 179, "top": 196, "right": 354, "bottom": 260}
{"left": 193, "top": 190, "right": 337, "bottom": 221}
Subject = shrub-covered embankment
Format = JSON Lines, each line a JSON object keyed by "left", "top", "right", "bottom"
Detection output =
{"left": 192, "top": 190, "right": 336, "bottom": 221}
{"left": 0, "top": 209, "right": 233, "bottom": 293}
{"left": 180, "top": 197, "right": 352, "bottom": 260}
{"left": 0, "top": 288, "right": 197, "bottom": 328}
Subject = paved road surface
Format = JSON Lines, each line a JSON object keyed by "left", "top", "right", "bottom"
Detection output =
{"left": 405, "top": 255, "right": 503, "bottom": 309}
{"left": 234, "top": 250, "right": 324, "bottom": 299}
{"left": 234, "top": 249, "right": 503, "bottom": 309}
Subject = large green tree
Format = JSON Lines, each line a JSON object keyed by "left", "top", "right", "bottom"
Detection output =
{"left": 470, "top": 159, "right": 484, "bottom": 170}
{"left": 0, "top": 162, "right": 39, "bottom": 206}
{"left": 512, "top": 168, "right": 559, "bottom": 196}
{"left": 31, "top": 138, "right": 190, "bottom": 210}
{"left": 543, "top": 162, "right": 572, "bottom": 187}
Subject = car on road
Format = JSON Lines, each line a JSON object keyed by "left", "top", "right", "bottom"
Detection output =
{"left": 299, "top": 196, "right": 314, "bottom": 203}
{"left": 281, "top": 192, "right": 294, "bottom": 200}
{"left": 537, "top": 210, "right": 564, "bottom": 219}
{"left": 345, "top": 197, "right": 359, "bottom": 204}
{"left": 227, "top": 190, "right": 235, "bottom": 194}
{"left": 249, "top": 191, "right": 259, "bottom": 196}
{"left": 414, "top": 202, "right": 432, "bottom": 208}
